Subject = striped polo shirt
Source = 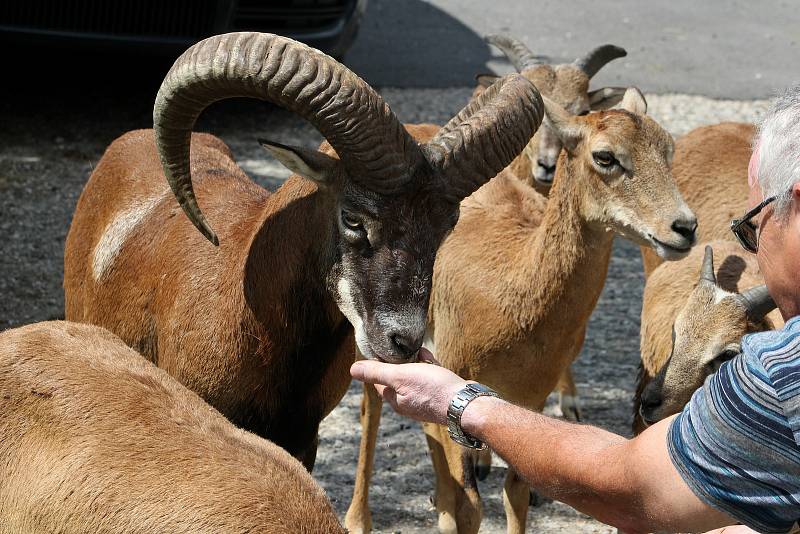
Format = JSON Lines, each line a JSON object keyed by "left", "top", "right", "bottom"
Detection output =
{"left": 668, "top": 315, "right": 800, "bottom": 533}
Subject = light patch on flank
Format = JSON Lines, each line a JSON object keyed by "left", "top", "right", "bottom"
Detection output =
{"left": 92, "top": 196, "right": 161, "bottom": 282}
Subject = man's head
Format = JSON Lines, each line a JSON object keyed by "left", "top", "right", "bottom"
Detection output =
{"left": 746, "top": 84, "right": 800, "bottom": 319}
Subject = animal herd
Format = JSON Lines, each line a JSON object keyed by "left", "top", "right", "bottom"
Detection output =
{"left": 0, "top": 30, "right": 774, "bottom": 533}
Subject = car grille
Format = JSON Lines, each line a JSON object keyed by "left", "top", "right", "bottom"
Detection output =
{"left": 0, "top": 0, "right": 219, "bottom": 39}
{"left": 233, "top": 0, "right": 353, "bottom": 33}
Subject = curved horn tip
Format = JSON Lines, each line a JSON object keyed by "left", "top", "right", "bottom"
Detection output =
{"left": 195, "top": 217, "right": 219, "bottom": 246}
{"left": 484, "top": 34, "right": 541, "bottom": 71}
{"left": 606, "top": 44, "right": 627, "bottom": 57}
{"left": 203, "top": 224, "right": 220, "bottom": 247}
{"left": 700, "top": 245, "right": 716, "bottom": 285}
{"left": 575, "top": 44, "right": 628, "bottom": 78}
{"left": 181, "top": 199, "right": 219, "bottom": 246}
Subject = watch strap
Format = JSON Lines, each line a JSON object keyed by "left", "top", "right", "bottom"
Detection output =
{"left": 446, "top": 382, "right": 499, "bottom": 450}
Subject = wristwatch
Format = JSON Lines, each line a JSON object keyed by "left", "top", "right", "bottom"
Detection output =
{"left": 447, "top": 382, "right": 499, "bottom": 450}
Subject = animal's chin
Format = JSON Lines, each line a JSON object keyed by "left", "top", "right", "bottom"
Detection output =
{"left": 376, "top": 352, "right": 420, "bottom": 364}
{"left": 533, "top": 169, "right": 555, "bottom": 185}
{"left": 650, "top": 235, "right": 693, "bottom": 260}
{"left": 354, "top": 335, "right": 419, "bottom": 364}
{"left": 615, "top": 226, "right": 692, "bottom": 260}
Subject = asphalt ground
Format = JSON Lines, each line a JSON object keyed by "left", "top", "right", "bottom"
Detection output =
{"left": 345, "top": 0, "right": 799, "bottom": 98}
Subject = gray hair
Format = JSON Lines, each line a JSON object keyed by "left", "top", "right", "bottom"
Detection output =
{"left": 757, "top": 83, "right": 800, "bottom": 218}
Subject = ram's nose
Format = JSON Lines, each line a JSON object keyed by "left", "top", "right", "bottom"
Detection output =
{"left": 671, "top": 216, "right": 698, "bottom": 245}
{"left": 639, "top": 394, "right": 663, "bottom": 425}
{"left": 535, "top": 160, "right": 556, "bottom": 184}
{"left": 385, "top": 328, "right": 424, "bottom": 363}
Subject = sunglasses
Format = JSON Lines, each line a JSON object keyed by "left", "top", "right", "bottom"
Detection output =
{"left": 730, "top": 195, "right": 776, "bottom": 253}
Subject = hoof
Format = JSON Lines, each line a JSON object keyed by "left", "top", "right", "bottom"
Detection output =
{"left": 559, "top": 394, "right": 582, "bottom": 422}
{"left": 475, "top": 463, "right": 491, "bottom": 481}
{"left": 438, "top": 511, "right": 458, "bottom": 534}
{"left": 344, "top": 518, "right": 370, "bottom": 534}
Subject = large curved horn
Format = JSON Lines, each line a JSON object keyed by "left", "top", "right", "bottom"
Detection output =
{"left": 426, "top": 74, "right": 544, "bottom": 202}
{"left": 485, "top": 34, "right": 545, "bottom": 72}
{"left": 574, "top": 44, "right": 627, "bottom": 78}
{"left": 699, "top": 245, "right": 717, "bottom": 286}
{"left": 737, "top": 285, "right": 777, "bottom": 322}
{"left": 154, "top": 32, "right": 422, "bottom": 245}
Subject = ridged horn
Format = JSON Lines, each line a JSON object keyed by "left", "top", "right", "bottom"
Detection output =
{"left": 699, "top": 245, "right": 716, "bottom": 286}
{"left": 426, "top": 74, "right": 544, "bottom": 202}
{"left": 574, "top": 44, "right": 627, "bottom": 78}
{"left": 485, "top": 34, "right": 545, "bottom": 72}
{"left": 737, "top": 285, "right": 777, "bottom": 322}
{"left": 154, "top": 32, "right": 422, "bottom": 245}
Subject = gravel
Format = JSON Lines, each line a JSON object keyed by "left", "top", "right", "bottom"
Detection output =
{"left": 0, "top": 84, "right": 769, "bottom": 532}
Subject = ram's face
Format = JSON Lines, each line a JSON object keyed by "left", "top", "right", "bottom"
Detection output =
{"left": 329, "top": 181, "right": 457, "bottom": 363}
{"left": 639, "top": 284, "right": 748, "bottom": 425}
{"left": 525, "top": 65, "right": 591, "bottom": 186}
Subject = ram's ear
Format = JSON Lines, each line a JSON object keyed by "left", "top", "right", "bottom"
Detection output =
{"left": 588, "top": 86, "right": 627, "bottom": 110}
{"left": 614, "top": 87, "right": 648, "bottom": 115}
{"left": 475, "top": 73, "right": 501, "bottom": 89}
{"left": 258, "top": 139, "right": 340, "bottom": 184}
{"left": 542, "top": 95, "right": 584, "bottom": 152}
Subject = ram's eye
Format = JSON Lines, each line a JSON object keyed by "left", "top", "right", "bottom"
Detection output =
{"left": 341, "top": 211, "right": 364, "bottom": 232}
{"left": 707, "top": 349, "right": 740, "bottom": 373}
{"left": 592, "top": 151, "right": 616, "bottom": 168}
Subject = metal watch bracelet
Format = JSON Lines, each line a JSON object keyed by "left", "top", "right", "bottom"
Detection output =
{"left": 446, "top": 382, "right": 499, "bottom": 450}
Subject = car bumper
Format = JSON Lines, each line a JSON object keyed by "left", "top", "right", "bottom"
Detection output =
{"left": 0, "top": 0, "right": 367, "bottom": 57}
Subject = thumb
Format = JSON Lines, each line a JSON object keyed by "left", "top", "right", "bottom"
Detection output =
{"left": 350, "top": 359, "right": 393, "bottom": 385}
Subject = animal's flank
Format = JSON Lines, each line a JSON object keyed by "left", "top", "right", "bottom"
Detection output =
{"left": 0, "top": 321, "right": 345, "bottom": 533}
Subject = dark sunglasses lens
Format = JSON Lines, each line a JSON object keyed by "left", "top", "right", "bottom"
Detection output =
{"left": 734, "top": 221, "right": 758, "bottom": 253}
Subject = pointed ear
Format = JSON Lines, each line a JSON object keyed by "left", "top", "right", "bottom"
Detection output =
{"left": 587, "top": 86, "right": 627, "bottom": 110}
{"left": 542, "top": 95, "right": 584, "bottom": 152}
{"left": 614, "top": 87, "right": 648, "bottom": 115}
{"left": 258, "top": 139, "right": 339, "bottom": 184}
{"left": 475, "top": 73, "right": 501, "bottom": 89}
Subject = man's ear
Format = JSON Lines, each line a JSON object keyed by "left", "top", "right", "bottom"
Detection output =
{"left": 588, "top": 86, "right": 627, "bottom": 110}
{"left": 542, "top": 95, "right": 584, "bottom": 152}
{"left": 614, "top": 87, "right": 648, "bottom": 115}
{"left": 791, "top": 182, "right": 800, "bottom": 207}
{"left": 258, "top": 139, "right": 340, "bottom": 184}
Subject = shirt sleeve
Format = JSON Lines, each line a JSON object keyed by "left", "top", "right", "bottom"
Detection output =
{"left": 668, "top": 349, "right": 800, "bottom": 534}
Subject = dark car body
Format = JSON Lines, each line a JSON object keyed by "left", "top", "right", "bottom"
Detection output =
{"left": 0, "top": 0, "right": 367, "bottom": 58}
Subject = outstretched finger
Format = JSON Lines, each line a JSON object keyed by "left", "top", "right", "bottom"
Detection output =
{"left": 351, "top": 359, "right": 396, "bottom": 386}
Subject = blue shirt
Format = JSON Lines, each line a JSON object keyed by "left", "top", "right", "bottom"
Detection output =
{"left": 669, "top": 315, "right": 800, "bottom": 533}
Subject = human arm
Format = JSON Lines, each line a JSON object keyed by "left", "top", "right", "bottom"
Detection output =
{"left": 350, "top": 356, "right": 736, "bottom": 533}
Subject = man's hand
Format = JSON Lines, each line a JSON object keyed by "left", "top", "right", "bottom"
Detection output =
{"left": 349, "top": 348, "right": 469, "bottom": 425}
